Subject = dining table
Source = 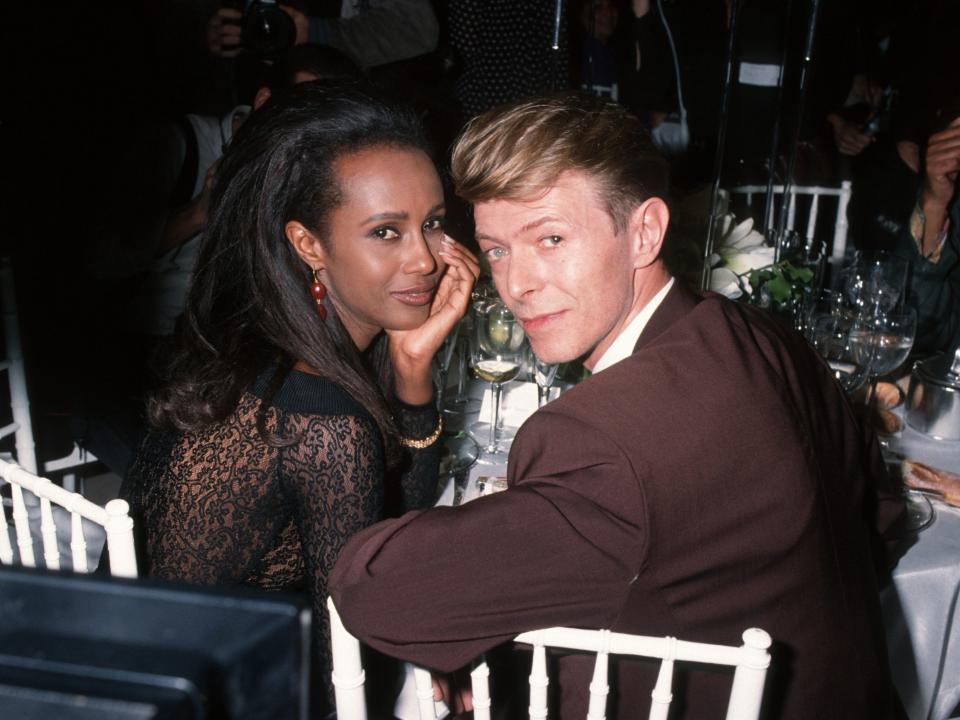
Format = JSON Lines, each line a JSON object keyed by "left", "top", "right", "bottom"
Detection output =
{"left": 436, "top": 375, "right": 960, "bottom": 720}
{"left": 881, "top": 400, "right": 960, "bottom": 720}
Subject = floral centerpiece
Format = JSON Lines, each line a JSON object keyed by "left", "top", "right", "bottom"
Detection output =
{"left": 707, "top": 214, "right": 817, "bottom": 315}
{"left": 666, "top": 187, "right": 822, "bottom": 321}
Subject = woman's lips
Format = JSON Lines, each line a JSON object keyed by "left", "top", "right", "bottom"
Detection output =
{"left": 391, "top": 286, "right": 436, "bottom": 306}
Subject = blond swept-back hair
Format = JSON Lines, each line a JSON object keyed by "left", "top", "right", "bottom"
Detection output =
{"left": 451, "top": 92, "right": 669, "bottom": 233}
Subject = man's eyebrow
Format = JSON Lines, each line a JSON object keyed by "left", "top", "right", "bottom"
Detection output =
{"left": 476, "top": 215, "right": 563, "bottom": 244}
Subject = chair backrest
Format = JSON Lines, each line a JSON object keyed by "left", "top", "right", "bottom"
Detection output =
{"left": 727, "top": 181, "right": 853, "bottom": 263}
{"left": 327, "top": 598, "right": 772, "bottom": 720}
{"left": 0, "top": 457, "right": 137, "bottom": 578}
{"left": 0, "top": 257, "right": 37, "bottom": 473}
{"left": 1, "top": 256, "right": 101, "bottom": 493}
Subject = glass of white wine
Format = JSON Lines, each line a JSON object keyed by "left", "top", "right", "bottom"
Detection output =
{"left": 471, "top": 298, "right": 526, "bottom": 455}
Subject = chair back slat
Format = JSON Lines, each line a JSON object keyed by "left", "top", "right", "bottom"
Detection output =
{"left": 786, "top": 190, "right": 797, "bottom": 232}
{"left": 39, "top": 495, "right": 60, "bottom": 570}
{"left": 471, "top": 661, "right": 492, "bottom": 720}
{"left": 586, "top": 641, "right": 610, "bottom": 720}
{"left": 724, "top": 629, "right": 772, "bottom": 720}
{"left": 806, "top": 193, "right": 820, "bottom": 242}
{"left": 832, "top": 181, "right": 852, "bottom": 262}
{"left": 0, "top": 458, "right": 137, "bottom": 577}
{"left": 71, "top": 511, "right": 88, "bottom": 572}
{"left": 0, "top": 488, "right": 13, "bottom": 564}
{"left": 412, "top": 666, "right": 436, "bottom": 720}
{"left": 648, "top": 638, "right": 677, "bottom": 720}
{"left": 528, "top": 641, "right": 549, "bottom": 720}
{"left": 326, "top": 597, "right": 368, "bottom": 720}
{"left": 11, "top": 482, "right": 35, "bottom": 566}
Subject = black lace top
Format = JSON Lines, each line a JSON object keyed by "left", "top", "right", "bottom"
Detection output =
{"left": 119, "top": 367, "right": 441, "bottom": 715}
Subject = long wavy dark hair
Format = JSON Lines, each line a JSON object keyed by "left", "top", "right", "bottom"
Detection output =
{"left": 148, "top": 81, "right": 434, "bottom": 462}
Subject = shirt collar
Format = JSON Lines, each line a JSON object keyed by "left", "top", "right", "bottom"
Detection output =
{"left": 591, "top": 277, "right": 675, "bottom": 374}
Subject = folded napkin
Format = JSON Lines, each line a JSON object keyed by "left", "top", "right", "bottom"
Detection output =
{"left": 477, "top": 381, "right": 559, "bottom": 429}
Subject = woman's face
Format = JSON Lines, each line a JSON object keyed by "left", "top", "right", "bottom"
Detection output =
{"left": 319, "top": 145, "right": 446, "bottom": 349}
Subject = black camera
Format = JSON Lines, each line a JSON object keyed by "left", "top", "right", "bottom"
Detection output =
{"left": 241, "top": 0, "right": 296, "bottom": 60}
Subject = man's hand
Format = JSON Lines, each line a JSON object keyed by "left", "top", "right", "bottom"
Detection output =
{"left": 827, "top": 113, "right": 874, "bottom": 157}
{"left": 206, "top": 8, "right": 243, "bottom": 58}
{"left": 432, "top": 672, "right": 474, "bottom": 713}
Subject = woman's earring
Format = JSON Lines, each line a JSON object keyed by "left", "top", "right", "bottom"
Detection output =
{"left": 310, "top": 268, "right": 327, "bottom": 321}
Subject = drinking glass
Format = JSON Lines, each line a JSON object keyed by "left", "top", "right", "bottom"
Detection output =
{"left": 438, "top": 315, "right": 482, "bottom": 424}
{"left": 849, "top": 305, "right": 917, "bottom": 437}
{"left": 843, "top": 250, "right": 909, "bottom": 314}
{"left": 530, "top": 348, "right": 559, "bottom": 407}
{"left": 470, "top": 298, "right": 526, "bottom": 455}
{"left": 807, "top": 295, "right": 874, "bottom": 395}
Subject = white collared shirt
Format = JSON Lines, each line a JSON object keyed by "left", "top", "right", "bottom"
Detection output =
{"left": 591, "top": 277, "right": 675, "bottom": 374}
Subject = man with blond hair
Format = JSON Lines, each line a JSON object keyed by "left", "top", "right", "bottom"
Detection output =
{"left": 330, "top": 93, "right": 904, "bottom": 719}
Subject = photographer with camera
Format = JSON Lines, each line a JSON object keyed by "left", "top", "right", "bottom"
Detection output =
{"left": 206, "top": 0, "right": 439, "bottom": 71}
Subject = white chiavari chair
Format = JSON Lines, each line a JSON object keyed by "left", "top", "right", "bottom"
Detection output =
{"left": 0, "top": 257, "right": 37, "bottom": 474}
{"left": 327, "top": 598, "right": 772, "bottom": 720}
{"left": 727, "top": 181, "right": 853, "bottom": 262}
{"left": 1, "top": 256, "right": 100, "bottom": 493}
{"left": 0, "top": 456, "right": 137, "bottom": 578}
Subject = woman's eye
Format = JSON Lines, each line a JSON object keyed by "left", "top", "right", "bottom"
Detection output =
{"left": 423, "top": 217, "right": 445, "bottom": 238}
{"left": 484, "top": 246, "right": 508, "bottom": 261}
{"left": 371, "top": 225, "right": 400, "bottom": 241}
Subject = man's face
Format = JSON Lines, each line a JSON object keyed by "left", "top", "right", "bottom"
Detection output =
{"left": 474, "top": 171, "right": 639, "bottom": 367}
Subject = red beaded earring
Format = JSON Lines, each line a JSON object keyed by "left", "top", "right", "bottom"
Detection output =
{"left": 310, "top": 268, "right": 327, "bottom": 321}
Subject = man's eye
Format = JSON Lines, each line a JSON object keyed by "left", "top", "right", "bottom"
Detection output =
{"left": 542, "top": 235, "right": 563, "bottom": 247}
{"left": 372, "top": 226, "right": 400, "bottom": 241}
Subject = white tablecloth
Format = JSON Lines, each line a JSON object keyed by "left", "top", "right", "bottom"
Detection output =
{"left": 882, "top": 412, "right": 960, "bottom": 720}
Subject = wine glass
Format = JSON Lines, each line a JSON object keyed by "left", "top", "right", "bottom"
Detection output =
{"left": 529, "top": 347, "right": 559, "bottom": 407}
{"left": 843, "top": 250, "right": 909, "bottom": 314}
{"left": 807, "top": 295, "right": 874, "bottom": 395}
{"left": 849, "top": 304, "right": 917, "bottom": 436}
{"left": 437, "top": 315, "right": 482, "bottom": 425}
{"left": 471, "top": 298, "right": 526, "bottom": 455}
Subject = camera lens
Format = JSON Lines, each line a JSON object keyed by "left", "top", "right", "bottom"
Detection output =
{"left": 243, "top": 1, "right": 296, "bottom": 60}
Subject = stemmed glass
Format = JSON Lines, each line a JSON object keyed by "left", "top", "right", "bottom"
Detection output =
{"left": 470, "top": 298, "right": 526, "bottom": 455}
{"left": 849, "top": 303, "right": 917, "bottom": 438}
{"left": 843, "top": 250, "right": 909, "bottom": 314}
{"left": 530, "top": 347, "right": 559, "bottom": 407}
{"left": 806, "top": 291, "right": 874, "bottom": 395}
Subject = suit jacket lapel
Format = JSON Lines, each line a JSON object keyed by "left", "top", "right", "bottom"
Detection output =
{"left": 632, "top": 282, "right": 701, "bottom": 353}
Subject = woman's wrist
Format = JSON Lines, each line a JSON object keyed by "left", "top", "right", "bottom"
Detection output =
{"left": 393, "top": 366, "right": 434, "bottom": 406}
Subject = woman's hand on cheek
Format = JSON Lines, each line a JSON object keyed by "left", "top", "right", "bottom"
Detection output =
{"left": 387, "top": 237, "right": 479, "bottom": 404}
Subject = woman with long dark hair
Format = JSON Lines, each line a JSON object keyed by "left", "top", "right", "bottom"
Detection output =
{"left": 118, "top": 81, "right": 479, "bottom": 714}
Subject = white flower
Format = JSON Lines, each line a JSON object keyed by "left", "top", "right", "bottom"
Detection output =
{"left": 707, "top": 216, "right": 775, "bottom": 298}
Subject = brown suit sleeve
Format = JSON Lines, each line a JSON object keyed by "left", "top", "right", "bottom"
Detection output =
{"left": 328, "top": 413, "right": 647, "bottom": 672}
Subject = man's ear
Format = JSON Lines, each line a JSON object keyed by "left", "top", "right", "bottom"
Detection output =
{"left": 285, "top": 220, "right": 325, "bottom": 268}
{"left": 253, "top": 86, "right": 272, "bottom": 112}
{"left": 627, "top": 197, "right": 670, "bottom": 268}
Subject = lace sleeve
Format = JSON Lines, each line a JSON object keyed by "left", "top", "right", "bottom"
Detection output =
{"left": 280, "top": 412, "right": 385, "bottom": 708}
{"left": 394, "top": 400, "right": 442, "bottom": 511}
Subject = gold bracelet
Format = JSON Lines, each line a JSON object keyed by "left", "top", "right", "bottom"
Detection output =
{"left": 400, "top": 415, "right": 443, "bottom": 449}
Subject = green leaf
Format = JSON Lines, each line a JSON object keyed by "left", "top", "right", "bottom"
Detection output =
{"left": 780, "top": 261, "right": 814, "bottom": 283}
{"left": 766, "top": 272, "right": 792, "bottom": 302}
